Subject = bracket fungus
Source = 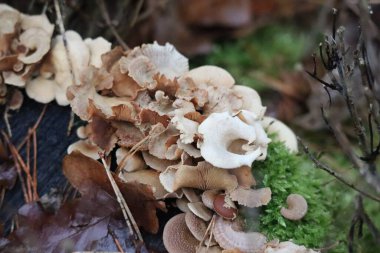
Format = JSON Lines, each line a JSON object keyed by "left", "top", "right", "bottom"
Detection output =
{"left": 198, "top": 111, "right": 270, "bottom": 169}
{"left": 213, "top": 216, "right": 267, "bottom": 253}
{"left": 280, "top": 194, "right": 308, "bottom": 221}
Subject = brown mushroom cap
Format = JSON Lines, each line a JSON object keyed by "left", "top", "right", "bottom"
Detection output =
{"left": 185, "top": 211, "right": 208, "bottom": 241}
{"left": 163, "top": 213, "right": 199, "bottom": 253}
{"left": 280, "top": 194, "right": 308, "bottom": 221}
{"left": 213, "top": 194, "right": 238, "bottom": 220}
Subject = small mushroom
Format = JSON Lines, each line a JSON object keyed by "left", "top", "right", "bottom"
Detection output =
{"left": 185, "top": 212, "right": 209, "bottom": 241}
{"left": 182, "top": 65, "right": 235, "bottom": 89}
{"left": 176, "top": 197, "right": 191, "bottom": 213}
{"left": 18, "top": 28, "right": 51, "bottom": 64}
{"left": 182, "top": 188, "right": 201, "bottom": 203}
{"left": 262, "top": 116, "right": 298, "bottom": 153}
{"left": 264, "top": 241, "right": 318, "bottom": 253}
{"left": 198, "top": 112, "right": 266, "bottom": 169}
{"left": 232, "top": 85, "right": 266, "bottom": 118}
{"left": 163, "top": 213, "right": 199, "bottom": 253}
{"left": 201, "top": 189, "right": 219, "bottom": 209}
{"left": 188, "top": 202, "right": 213, "bottom": 221}
{"left": 230, "top": 187, "right": 272, "bottom": 208}
{"left": 197, "top": 246, "right": 223, "bottom": 253}
{"left": 280, "top": 194, "right": 308, "bottom": 221}
{"left": 213, "top": 216, "right": 267, "bottom": 253}
{"left": 213, "top": 194, "right": 238, "bottom": 220}
{"left": 116, "top": 147, "right": 146, "bottom": 172}
{"left": 25, "top": 77, "right": 56, "bottom": 104}
{"left": 67, "top": 140, "right": 101, "bottom": 160}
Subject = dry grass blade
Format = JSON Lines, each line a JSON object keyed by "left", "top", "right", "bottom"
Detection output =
{"left": 197, "top": 215, "right": 216, "bottom": 252}
{"left": 99, "top": 153, "right": 144, "bottom": 243}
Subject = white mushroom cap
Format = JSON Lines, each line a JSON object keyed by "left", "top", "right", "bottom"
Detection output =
{"left": 261, "top": 116, "right": 298, "bottom": 153}
{"left": 232, "top": 85, "right": 266, "bottom": 118}
{"left": 84, "top": 37, "right": 111, "bottom": 68}
{"left": 182, "top": 65, "right": 235, "bottom": 89}
{"left": 264, "top": 241, "right": 319, "bottom": 253}
{"left": 213, "top": 216, "right": 267, "bottom": 253}
{"left": 198, "top": 112, "right": 266, "bottom": 169}
{"left": 17, "top": 28, "right": 51, "bottom": 64}
{"left": 25, "top": 77, "right": 56, "bottom": 104}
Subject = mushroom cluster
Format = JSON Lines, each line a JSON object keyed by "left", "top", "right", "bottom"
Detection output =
{"left": 0, "top": 4, "right": 54, "bottom": 88}
{"left": 65, "top": 42, "right": 316, "bottom": 252}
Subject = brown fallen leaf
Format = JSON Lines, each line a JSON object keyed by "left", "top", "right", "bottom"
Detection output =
{"left": 62, "top": 151, "right": 161, "bottom": 233}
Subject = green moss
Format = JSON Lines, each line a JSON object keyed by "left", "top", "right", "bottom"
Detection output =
{"left": 244, "top": 141, "right": 331, "bottom": 248}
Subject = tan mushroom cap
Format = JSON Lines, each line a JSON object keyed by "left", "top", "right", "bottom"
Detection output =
{"left": 280, "top": 193, "right": 308, "bottom": 221}
{"left": 261, "top": 116, "right": 298, "bottom": 153}
{"left": 185, "top": 211, "right": 208, "bottom": 241}
{"left": 160, "top": 161, "right": 238, "bottom": 193}
{"left": 84, "top": 37, "right": 111, "bottom": 68}
{"left": 119, "top": 169, "right": 168, "bottom": 199}
{"left": 264, "top": 241, "right": 319, "bottom": 253}
{"left": 142, "top": 151, "right": 178, "bottom": 172}
{"left": 202, "top": 189, "right": 219, "bottom": 209}
{"left": 198, "top": 246, "right": 223, "bottom": 253}
{"left": 25, "top": 77, "right": 56, "bottom": 104}
{"left": 182, "top": 65, "right": 235, "bottom": 89}
{"left": 116, "top": 148, "right": 146, "bottom": 172}
{"left": 232, "top": 85, "right": 266, "bottom": 118}
{"left": 176, "top": 197, "right": 191, "bottom": 213}
{"left": 163, "top": 213, "right": 199, "bottom": 253}
{"left": 187, "top": 202, "right": 213, "bottom": 221}
{"left": 213, "top": 216, "right": 267, "bottom": 253}
{"left": 229, "top": 166, "right": 256, "bottom": 189}
{"left": 182, "top": 188, "right": 201, "bottom": 203}
{"left": 230, "top": 187, "right": 272, "bottom": 208}
{"left": 67, "top": 140, "right": 101, "bottom": 160}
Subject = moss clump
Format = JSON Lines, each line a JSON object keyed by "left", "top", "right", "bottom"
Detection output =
{"left": 246, "top": 141, "right": 331, "bottom": 248}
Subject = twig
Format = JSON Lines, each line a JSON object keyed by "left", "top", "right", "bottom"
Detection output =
{"left": 298, "top": 138, "right": 380, "bottom": 203}
{"left": 109, "top": 228, "right": 125, "bottom": 253}
{"left": 197, "top": 215, "right": 216, "bottom": 251}
{"left": 32, "top": 130, "right": 38, "bottom": 200}
{"left": 96, "top": 0, "right": 129, "bottom": 50}
{"left": 3, "top": 106, "right": 12, "bottom": 137}
{"left": 17, "top": 105, "right": 47, "bottom": 150}
{"left": 99, "top": 153, "right": 144, "bottom": 243}
{"left": 67, "top": 111, "right": 75, "bottom": 136}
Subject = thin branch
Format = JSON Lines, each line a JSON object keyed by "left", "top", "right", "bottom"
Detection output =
{"left": 298, "top": 138, "right": 380, "bottom": 203}
{"left": 96, "top": 0, "right": 129, "bottom": 50}
{"left": 99, "top": 153, "right": 144, "bottom": 243}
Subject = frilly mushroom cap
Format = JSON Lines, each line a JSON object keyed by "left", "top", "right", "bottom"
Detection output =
{"left": 140, "top": 42, "right": 189, "bottom": 79}
{"left": 182, "top": 65, "right": 235, "bottom": 89}
{"left": 198, "top": 112, "right": 265, "bottom": 169}
{"left": 230, "top": 187, "right": 272, "bottom": 208}
{"left": 264, "top": 241, "right": 319, "bottom": 253}
{"left": 17, "top": 27, "right": 51, "bottom": 64}
{"left": 213, "top": 216, "right": 267, "bottom": 253}
{"left": 163, "top": 213, "right": 199, "bottom": 253}
{"left": 232, "top": 85, "right": 266, "bottom": 118}
{"left": 280, "top": 193, "right": 308, "bottom": 221}
{"left": 84, "top": 37, "right": 111, "bottom": 68}
{"left": 25, "top": 77, "right": 56, "bottom": 104}
{"left": 262, "top": 116, "right": 298, "bottom": 153}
